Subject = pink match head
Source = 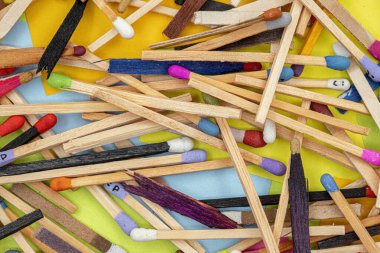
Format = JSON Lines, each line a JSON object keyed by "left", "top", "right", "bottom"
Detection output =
{"left": 368, "top": 40, "right": 380, "bottom": 61}
{"left": 34, "top": 114, "right": 57, "bottom": 134}
{"left": 168, "top": 65, "right": 191, "bottom": 80}
{"left": 73, "top": 46, "right": 86, "bottom": 56}
{"left": 361, "top": 149, "right": 380, "bottom": 166}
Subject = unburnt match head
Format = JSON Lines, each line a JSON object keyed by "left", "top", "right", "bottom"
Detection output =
{"left": 266, "top": 12, "right": 292, "bottom": 31}
{"left": 266, "top": 67, "right": 294, "bottom": 81}
{"left": 327, "top": 78, "right": 350, "bottom": 91}
{"left": 106, "top": 244, "right": 128, "bottom": 253}
{"left": 0, "top": 67, "right": 15, "bottom": 76}
{"left": 167, "top": 137, "right": 194, "bottom": 152}
{"left": 112, "top": 17, "right": 134, "bottom": 39}
{"left": 321, "top": 173, "right": 339, "bottom": 193}
{"left": 0, "top": 115, "right": 25, "bottom": 137}
{"left": 130, "top": 228, "right": 157, "bottom": 242}
{"left": 260, "top": 157, "right": 286, "bottom": 176}
{"left": 263, "top": 119, "right": 276, "bottom": 144}
{"left": 230, "top": 128, "right": 267, "bottom": 148}
{"left": 324, "top": 55, "right": 350, "bottom": 70}
{"left": 368, "top": 40, "right": 380, "bottom": 61}
{"left": 197, "top": 117, "right": 220, "bottom": 136}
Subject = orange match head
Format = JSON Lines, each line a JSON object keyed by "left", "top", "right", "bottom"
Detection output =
{"left": 50, "top": 177, "right": 72, "bottom": 191}
{"left": 261, "top": 8, "right": 282, "bottom": 21}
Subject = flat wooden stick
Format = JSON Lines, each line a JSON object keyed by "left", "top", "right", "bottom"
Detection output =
{"left": 193, "top": 10, "right": 270, "bottom": 26}
{"left": 311, "top": 243, "right": 380, "bottom": 253}
{"left": 229, "top": 0, "right": 292, "bottom": 13}
{"left": 0, "top": 0, "right": 33, "bottom": 39}
{"left": 216, "top": 117, "right": 279, "bottom": 252}
{"left": 296, "top": 7, "right": 312, "bottom": 37}
{"left": 256, "top": 0, "right": 303, "bottom": 124}
{"left": 283, "top": 77, "right": 349, "bottom": 90}
{"left": 88, "top": 0, "right": 163, "bottom": 51}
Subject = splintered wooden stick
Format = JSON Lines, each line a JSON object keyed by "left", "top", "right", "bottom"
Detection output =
{"left": 321, "top": 174, "right": 380, "bottom": 253}
{"left": 0, "top": 0, "right": 33, "bottom": 39}
{"left": 296, "top": 7, "right": 312, "bottom": 37}
{"left": 256, "top": 0, "right": 303, "bottom": 124}
{"left": 318, "top": 0, "right": 380, "bottom": 60}
{"left": 299, "top": 0, "right": 380, "bottom": 82}
{"left": 234, "top": 75, "right": 368, "bottom": 114}
{"left": 150, "top": 9, "right": 281, "bottom": 49}
{"left": 142, "top": 50, "right": 350, "bottom": 70}
{"left": 216, "top": 118, "right": 279, "bottom": 252}
{"left": 130, "top": 226, "right": 345, "bottom": 241}
{"left": 182, "top": 13, "right": 291, "bottom": 51}
{"left": 88, "top": 0, "right": 162, "bottom": 51}
{"left": 163, "top": 0, "right": 206, "bottom": 39}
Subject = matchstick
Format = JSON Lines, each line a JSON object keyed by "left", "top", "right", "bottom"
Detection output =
{"left": 174, "top": 68, "right": 380, "bottom": 166}
{"left": 192, "top": 8, "right": 281, "bottom": 26}
{"left": 283, "top": 78, "right": 350, "bottom": 91}
{"left": 234, "top": 75, "right": 368, "bottom": 114}
{"left": 321, "top": 174, "right": 380, "bottom": 253}
{"left": 228, "top": 0, "right": 291, "bottom": 13}
{"left": 142, "top": 50, "right": 351, "bottom": 71}
{"left": 0, "top": 71, "right": 35, "bottom": 98}
{"left": 130, "top": 226, "right": 345, "bottom": 241}
{"left": 256, "top": 0, "right": 303, "bottom": 124}
{"left": 0, "top": 0, "right": 33, "bottom": 39}
{"left": 318, "top": 0, "right": 380, "bottom": 61}
{"left": 0, "top": 205, "right": 35, "bottom": 253}
{"left": 88, "top": 0, "right": 163, "bottom": 51}
{"left": 183, "top": 13, "right": 291, "bottom": 51}
{"left": 311, "top": 243, "right": 380, "bottom": 253}
{"left": 104, "top": 183, "right": 201, "bottom": 253}
{"left": 0, "top": 46, "right": 86, "bottom": 68}
{"left": 333, "top": 43, "right": 380, "bottom": 133}
{"left": 295, "top": 7, "right": 312, "bottom": 37}
{"left": 117, "top": 0, "right": 131, "bottom": 13}
{"left": 0, "top": 115, "right": 25, "bottom": 137}
{"left": 92, "top": 0, "right": 134, "bottom": 39}
{"left": 299, "top": 0, "right": 380, "bottom": 82}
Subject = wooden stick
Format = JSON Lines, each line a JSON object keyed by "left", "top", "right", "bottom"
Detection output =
{"left": 283, "top": 77, "right": 349, "bottom": 90}
{"left": 150, "top": 9, "right": 281, "bottom": 49}
{"left": 193, "top": 10, "right": 272, "bottom": 26}
{"left": 296, "top": 7, "right": 312, "bottom": 37}
{"left": 130, "top": 226, "right": 345, "bottom": 241}
{"left": 216, "top": 117, "right": 279, "bottom": 252}
{"left": 321, "top": 174, "right": 380, "bottom": 253}
{"left": 88, "top": 0, "right": 163, "bottom": 51}
{"left": 311, "top": 243, "right": 380, "bottom": 253}
{"left": 0, "top": 186, "right": 95, "bottom": 253}
{"left": 0, "top": 206, "right": 35, "bottom": 253}
{"left": 229, "top": 0, "right": 292, "bottom": 13}
{"left": 186, "top": 77, "right": 377, "bottom": 164}
{"left": 0, "top": 0, "right": 33, "bottom": 39}
{"left": 234, "top": 75, "right": 369, "bottom": 114}
{"left": 299, "top": 0, "right": 380, "bottom": 82}
{"left": 256, "top": 0, "right": 303, "bottom": 124}
{"left": 118, "top": 0, "right": 131, "bottom": 13}
{"left": 142, "top": 50, "right": 344, "bottom": 67}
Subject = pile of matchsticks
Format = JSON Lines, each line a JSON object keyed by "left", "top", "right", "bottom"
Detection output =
{"left": 0, "top": 0, "right": 380, "bottom": 252}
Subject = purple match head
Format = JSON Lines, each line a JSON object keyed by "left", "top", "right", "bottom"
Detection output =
{"left": 359, "top": 56, "right": 380, "bottom": 82}
{"left": 114, "top": 212, "right": 138, "bottom": 235}
{"left": 320, "top": 173, "right": 339, "bottom": 192}
{"left": 73, "top": 46, "right": 86, "bottom": 56}
{"left": 181, "top": 149, "right": 207, "bottom": 163}
{"left": 168, "top": 65, "right": 191, "bottom": 80}
{"left": 0, "top": 149, "right": 15, "bottom": 168}
{"left": 369, "top": 40, "right": 380, "bottom": 61}
{"left": 104, "top": 183, "right": 129, "bottom": 200}
{"left": 260, "top": 157, "right": 286, "bottom": 176}
{"left": 361, "top": 149, "right": 380, "bottom": 166}
{"left": 291, "top": 64, "right": 305, "bottom": 77}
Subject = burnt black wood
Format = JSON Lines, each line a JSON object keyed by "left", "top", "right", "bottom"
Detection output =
{"left": 175, "top": 0, "right": 233, "bottom": 11}
{"left": 0, "top": 127, "right": 39, "bottom": 151}
{"left": 0, "top": 142, "right": 170, "bottom": 176}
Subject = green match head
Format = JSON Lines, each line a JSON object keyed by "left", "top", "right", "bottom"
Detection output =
{"left": 202, "top": 93, "right": 219, "bottom": 105}
{"left": 47, "top": 73, "right": 72, "bottom": 89}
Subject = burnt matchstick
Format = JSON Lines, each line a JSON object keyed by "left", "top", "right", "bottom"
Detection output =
{"left": 37, "top": 0, "right": 88, "bottom": 77}
{"left": 0, "top": 137, "right": 194, "bottom": 176}
{"left": 0, "top": 114, "right": 57, "bottom": 151}
{"left": 0, "top": 209, "right": 44, "bottom": 240}
{"left": 0, "top": 115, "right": 25, "bottom": 138}
{"left": 0, "top": 71, "right": 34, "bottom": 98}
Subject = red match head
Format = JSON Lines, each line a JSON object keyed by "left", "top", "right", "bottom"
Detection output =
{"left": 243, "top": 130, "right": 267, "bottom": 148}
{"left": 0, "top": 115, "right": 25, "bottom": 137}
{"left": 34, "top": 114, "right": 57, "bottom": 134}
{"left": 365, "top": 186, "right": 376, "bottom": 198}
{"left": 243, "top": 62, "right": 262, "bottom": 72}
{"left": 0, "top": 67, "right": 16, "bottom": 76}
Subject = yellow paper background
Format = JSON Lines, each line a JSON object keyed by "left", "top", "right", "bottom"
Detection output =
{"left": 1, "top": 0, "right": 379, "bottom": 252}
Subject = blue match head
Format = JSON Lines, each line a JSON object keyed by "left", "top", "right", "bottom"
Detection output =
{"left": 260, "top": 158, "right": 286, "bottom": 176}
{"left": 324, "top": 56, "right": 350, "bottom": 71}
{"left": 114, "top": 212, "right": 138, "bottom": 235}
{"left": 5, "top": 251, "right": 21, "bottom": 253}
{"left": 320, "top": 173, "right": 339, "bottom": 192}
{"left": 0, "top": 199, "right": 7, "bottom": 209}
{"left": 267, "top": 67, "right": 294, "bottom": 82}
{"left": 198, "top": 118, "right": 220, "bottom": 136}
{"left": 266, "top": 12, "right": 292, "bottom": 30}
{"left": 181, "top": 149, "right": 207, "bottom": 163}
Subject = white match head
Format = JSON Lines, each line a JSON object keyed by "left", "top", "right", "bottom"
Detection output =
{"left": 112, "top": 17, "right": 135, "bottom": 39}
{"left": 327, "top": 78, "right": 351, "bottom": 91}
{"left": 167, "top": 137, "right": 194, "bottom": 153}
{"left": 230, "top": 250, "right": 242, "bottom": 253}
{"left": 263, "top": 119, "right": 276, "bottom": 144}
{"left": 130, "top": 228, "right": 157, "bottom": 242}
{"left": 107, "top": 244, "right": 128, "bottom": 253}
{"left": 333, "top": 42, "right": 351, "bottom": 57}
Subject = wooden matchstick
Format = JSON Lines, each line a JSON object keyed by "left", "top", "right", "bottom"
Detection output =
{"left": 129, "top": 226, "right": 345, "bottom": 241}
{"left": 88, "top": 0, "right": 162, "bottom": 51}
{"left": 299, "top": 0, "right": 380, "bottom": 82}
{"left": 283, "top": 78, "right": 350, "bottom": 90}
{"left": 321, "top": 174, "right": 380, "bottom": 253}
{"left": 295, "top": 7, "right": 312, "bottom": 37}
{"left": 142, "top": 50, "right": 351, "bottom": 70}
{"left": 182, "top": 13, "right": 291, "bottom": 51}
{"left": 311, "top": 243, "right": 380, "bottom": 253}
{"left": 0, "top": 0, "right": 33, "bottom": 39}
{"left": 117, "top": 0, "right": 131, "bottom": 13}
{"left": 228, "top": 0, "right": 291, "bottom": 13}
{"left": 256, "top": 0, "right": 303, "bottom": 124}
{"left": 318, "top": 0, "right": 380, "bottom": 61}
